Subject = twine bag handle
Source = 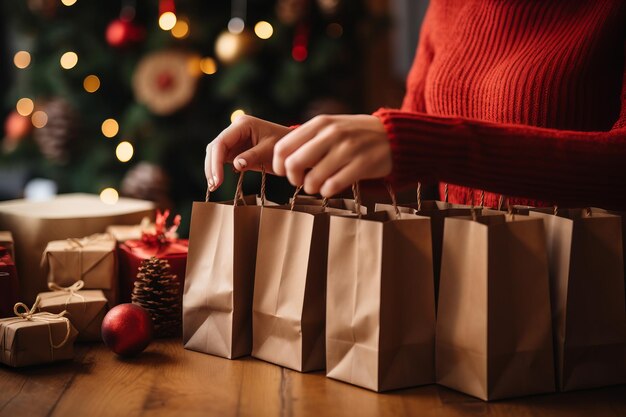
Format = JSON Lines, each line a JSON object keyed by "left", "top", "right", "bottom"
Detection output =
{"left": 384, "top": 182, "right": 401, "bottom": 219}
{"left": 205, "top": 168, "right": 267, "bottom": 207}
{"left": 416, "top": 182, "right": 422, "bottom": 213}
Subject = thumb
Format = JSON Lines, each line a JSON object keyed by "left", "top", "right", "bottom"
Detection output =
{"left": 233, "top": 139, "right": 277, "bottom": 173}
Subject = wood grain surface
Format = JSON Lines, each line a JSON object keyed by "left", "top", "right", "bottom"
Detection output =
{"left": 1, "top": 339, "right": 625, "bottom": 417}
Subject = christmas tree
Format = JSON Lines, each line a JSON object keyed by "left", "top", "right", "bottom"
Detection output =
{"left": 1, "top": 0, "right": 377, "bottom": 235}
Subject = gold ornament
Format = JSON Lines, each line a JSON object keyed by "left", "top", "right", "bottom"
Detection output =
{"left": 214, "top": 30, "right": 254, "bottom": 64}
{"left": 276, "top": 0, "right": 308, "bottom": 26}
{"left": 132, "top": 50, "right": 198, "bottom": 116}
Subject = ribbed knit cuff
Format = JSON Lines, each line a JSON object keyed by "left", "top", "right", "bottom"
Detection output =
{"left": 373, "top": 108, "right": 465, "bottom": 188}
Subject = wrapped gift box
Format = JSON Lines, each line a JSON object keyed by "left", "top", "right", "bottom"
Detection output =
{"left": 106, "top": 218, "right": 155, "bottom": 243}
{"left": 37, "top": 283, "right": 108, "bottom": 342}
{"left": 0, "top": 302, "right": 78, "bottom": 367}
{"left": 42, "top": 234, "right": 118, "bottom": 305}
{"left": 0, "top": 247, "right": 19, "bottom": 318}
{"left": 0, "top": 231, "right": 15, "bottom": 260}
{"left": 0, "top": 193, "right": 154, "bottom": 304}
{"left": 119, "top": 239, "right": 188, "bottom": 303}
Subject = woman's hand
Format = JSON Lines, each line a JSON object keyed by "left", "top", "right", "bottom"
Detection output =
{"left": 273, "top": 114, "right": 392, "bottom": 197}
{"left": 205, "top": 115, "right": 291, "bottom": 191}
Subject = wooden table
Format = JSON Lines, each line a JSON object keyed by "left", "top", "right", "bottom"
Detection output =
{"left": 1, "top": 339, "right": 625, "bottom": 417}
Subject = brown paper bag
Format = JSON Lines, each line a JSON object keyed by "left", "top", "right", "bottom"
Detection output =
{"left": 42, "top": 234, "right": 118, "bottom": 305}
{"left": 252, "top": 200, "right": 356, "bottom": 372}
{"left": 0, "top": 193, "right": 154, "bottom": 305}
{"left": 0, "top": 298, "right": 78, "bottom": 367}
{"left": 183, "top": 173, "right": 270, "bottom": 359}
{"left": 326, "top": 210, "right": 436, "bottom": 391}
{"left": 376, "top": 198, "right": 475, "bottom": 307}
{"left": 37, "top": 281, "right": 108, "bottom": 342}
{"left": 436, "top": 213, "right": 555, "bottom": 400}
{"left": 529, "top": 208, "right": 626, "bottom": 391}
{"left": 290, "top": 196, "right": 365, "bottom": 214}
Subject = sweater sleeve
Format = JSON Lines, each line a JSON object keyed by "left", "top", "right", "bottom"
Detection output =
{"left": 374, "top": 101, "right": 626, "bottom": 208}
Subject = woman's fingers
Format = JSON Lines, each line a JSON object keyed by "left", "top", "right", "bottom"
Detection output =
{"left": 319, "top": 158, "right": 367, "bottom": 197}
{"left": 273, "top": 115, "right": 334, "bottom": 176}
{"left": 283, "top": 128, "right": 338, "bottom": 186}
{"left": 302, "top": 145, "right": 348, "bottom": 195}
{"left": 207, "top": 116, "right": 255, "bottom": 187}
{"left": 234, "top": 138, "right": 278, "bottom": 173}
{"left": 204, "top": 143, "right": 214, "bottom": 191}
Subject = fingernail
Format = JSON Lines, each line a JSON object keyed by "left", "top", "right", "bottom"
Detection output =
{"left": 237, "top": 158, "right": 248, "bottom": 168}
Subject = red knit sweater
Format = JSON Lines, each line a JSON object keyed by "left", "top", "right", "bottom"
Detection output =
{"left": 374, "top": 0, "right": 626, "bottom": 209}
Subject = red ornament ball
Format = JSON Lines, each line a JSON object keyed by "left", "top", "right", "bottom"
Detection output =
{"left": 101, "top": 303, "right": 154, "bottom": 356}
{"left": 4, "top": 111, "right": 32, "bottom": 140}
{"left": 106, "top": 18, "right": 145, "bottom": 48}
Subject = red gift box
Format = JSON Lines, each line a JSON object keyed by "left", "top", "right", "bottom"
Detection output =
{"left": 0, "top": 246, "right": 19, "bottom": 318}
{"left": 117, "top": 210, "right": 188, "bottom": 304}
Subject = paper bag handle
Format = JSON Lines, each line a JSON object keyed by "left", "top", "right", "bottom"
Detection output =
{"left": 416, "top": 182, "right": 422, "bottom": 213}
{"left": 290, "top": 185, "right": 304, "bottom": 211}
{"left": 384, "top": 182, "right": 401, "bottom": 219}
{"left": 351, "top": 183, "right": 362, "bottom": 218}
{"left": 233, "top": 170, "right": 247, "bottom": 207}
{"left": 205, "top": 168, "right": 267, "bottom": 207}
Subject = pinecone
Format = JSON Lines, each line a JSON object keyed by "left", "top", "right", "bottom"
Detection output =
{"left": 33, "top": 98, "right": 79, "bottom": 164}
{"left": 121, "top": 162, "right": 172, "bottom": 209}
{"left": 131, "top": 257, "right": 181, "bottom": 338}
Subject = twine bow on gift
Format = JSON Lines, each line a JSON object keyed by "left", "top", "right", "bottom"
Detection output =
{"left": 1, "top": 297, "right": 72, "bottom": 352}
{"left": 48, "top": 280, "right": 87, "bottom": 310}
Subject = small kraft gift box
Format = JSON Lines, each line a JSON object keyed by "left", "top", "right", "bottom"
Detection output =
{"left": 0, "top": 297, "right": 78, "bottom": 367}
{"left": 37, "top": 281, "right": 108, "bottom": 342}
{"left": 42, "top": 234, "right": 118, "bottom": 306}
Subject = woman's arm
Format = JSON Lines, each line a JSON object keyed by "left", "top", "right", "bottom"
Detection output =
{"left": 375, "top": 65, "right": 626, "bottom": 208}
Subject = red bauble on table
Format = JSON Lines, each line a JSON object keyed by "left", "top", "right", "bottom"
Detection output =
{"left": 106, "top": 18, "right": 145, "bottom": 48}
{"left": 101, "top": 303, "right": 154, "bottom": 356}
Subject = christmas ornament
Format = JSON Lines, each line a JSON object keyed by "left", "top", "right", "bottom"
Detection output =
{"left": 292, "top": 23, "right": 310, "bottom": 62}
{"left": 132, "top": 50, "right": 198, "bottom": 115}
{"left": 3, "top": 111, "right": 31, "bottom": 152}
{"left": 106, "top": 18, "right": 145, "bottom": 48}
{"left": 317, "top": 0, "right": 340, "bottom": 16}
{"left": 214, "top": 30, "right": 255, "bottom": 64}
{"left": 132, "top": 257, "right": 181, "bottom": 338}
{"left": 33, "top": 98, "right": 79, "bottom": 164}
{"left": 276, "top": 0, "right": 309, "bottom": 25}
{"left": 121, "top": 162, "right": 172, "bottom": 209}
{"left": 27, "top": 0, "right": 57, "bottom": 18}
{"left": 101, "top": 303, "right": 154, "bottom": 356}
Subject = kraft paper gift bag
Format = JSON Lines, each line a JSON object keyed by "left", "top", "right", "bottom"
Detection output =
{"left": 252, "top": 195, "right": 356, "bottom": 372}
{"left": 0, "top": 193, "right": 154, "bottom": 305}
{"left": 290, "top": 196, "right": 366, "bottom": 214}
{"left": 375, "top": 185, "right": 475, "bottom": 307}
{"left": 37, "top": 281, "right": 108, "bottom": 342}
{"left": 326, "top": 208, "right": 436, "bottom": 392}
{"left": 436, "top": 213, "right": 555, "bottom": 401}
{"left": 529, "top": 208, "right": 626, "bottom": 391}
{"left": 42, "top": 234, "right": 118, "bottom": 305}
{"left": 183, "top": 173, "right": 270, "bottom": 359}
